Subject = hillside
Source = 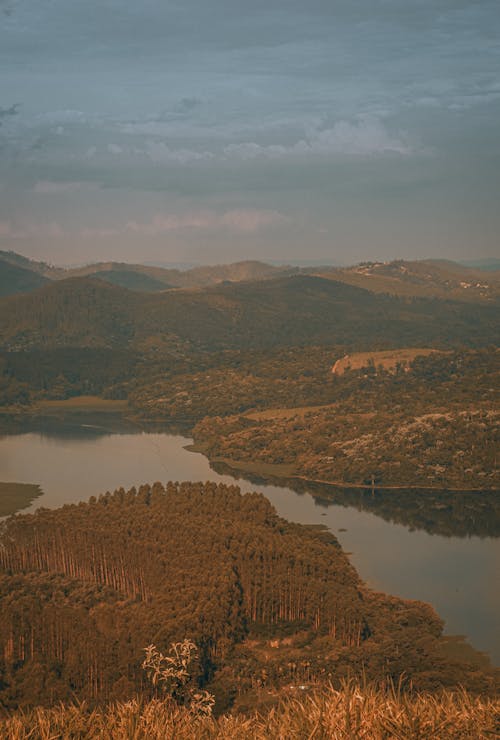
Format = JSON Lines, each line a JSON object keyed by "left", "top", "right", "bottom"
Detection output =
{"left": 92, "top": 269, "right": 172, "bottom": 292}
{"left": 0, "top": 250, "right": 56, "bottom": 278}
{"left": 0, "top": 259, "right": 50, "bottom": 297}
{"left": 0, "top": 273, "right": 498, "bottom": 353}
{"left": 317, "top": 259, "right": 500, "bottom": 302}
{"left": 2, "top": 250, "right": 499, "bottom": 299}
{"left": 0, "top": 251, "right": 292, "bottom": 290}
{"left": 192, "top": 349, "right": 500, "bottom": 490}
{"left": 0, "top": 278, "right": 140, "bottom": 350}
{"left": 0, "top": 482, "right": 496, "bottom": 711}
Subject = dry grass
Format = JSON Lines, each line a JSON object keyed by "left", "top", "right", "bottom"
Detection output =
{"left": 331, "top": 349, "right": 444, "bottom": 376}
{"left": 2, "top": 683, "right": 499, "bottom": 739}
{"left": 245, "top": 404, "right": 338, "bottom": 422}
{"left": 36, "top": 396, "right": 128, "bottom": 411}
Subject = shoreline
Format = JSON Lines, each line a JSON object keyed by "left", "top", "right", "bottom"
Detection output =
{"left": 186, "top": 442, "right": 500, "bottom": 494}
{"left": 2, "top": 403, "right": 497, "bottom": 494}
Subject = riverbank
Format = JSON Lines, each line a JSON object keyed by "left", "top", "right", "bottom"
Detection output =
{"left": 0, "top": 481, "right": 43, "bottom": 517}
{"left": 0, "top": 416, "right": 498, "bottom": 665}
{"left": 187, "top": 442, "right": 498, "bottom": 494}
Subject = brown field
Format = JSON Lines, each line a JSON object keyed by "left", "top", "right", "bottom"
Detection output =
{"left": 245, "top": 403, "right": 338, "bottom": 421}
{"left": 0, "top": 481, "right": 42, "bottom": 517}
{"left": 331, "top": 348, "right": 445, "bottom": 375}
{"left": 37, "top": 396, "right": 129, "bottom": 412}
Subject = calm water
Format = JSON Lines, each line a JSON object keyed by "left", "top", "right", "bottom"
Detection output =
{"left": 1, "top": 414, "right": 499, "bottom": 665}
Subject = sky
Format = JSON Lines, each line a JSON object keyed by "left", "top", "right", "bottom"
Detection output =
{"left": 0, "top": 0, "right": 499, "bottom": 266}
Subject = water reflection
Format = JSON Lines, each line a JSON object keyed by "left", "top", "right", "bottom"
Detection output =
{"left": 210, "top": 462, "right": 500, "bottom": 539}
{"left": 0, "top": 414, "right": 498, "bottom": 664}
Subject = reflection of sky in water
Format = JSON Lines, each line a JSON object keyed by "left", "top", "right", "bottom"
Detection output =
{"left": 0, "top": 425, "right": 498, "bottom": 665}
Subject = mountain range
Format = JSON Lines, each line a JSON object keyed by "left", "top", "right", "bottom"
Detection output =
{"left": 1, "top": 250, "right": 499, "bottom": 301}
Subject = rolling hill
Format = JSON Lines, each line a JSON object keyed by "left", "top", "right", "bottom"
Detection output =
{"left": 91, "top": 269, "right": 172, "bottom": 292}
{"left": 0, "top": 273, "right": 498, "bottom": 353}
{"left": 2, "top": 249, "right": 498, "bottom": 299}
{"left": 0, "top": 259, "right": 50, "bottom": 297}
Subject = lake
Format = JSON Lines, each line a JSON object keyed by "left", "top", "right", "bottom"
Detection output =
{"left": 0, "top": 412, "right": 499, "bottom": 665}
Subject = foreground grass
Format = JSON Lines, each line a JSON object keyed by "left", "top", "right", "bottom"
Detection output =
{"left": 2, "top": 684, "right": 499, "bottom": 739}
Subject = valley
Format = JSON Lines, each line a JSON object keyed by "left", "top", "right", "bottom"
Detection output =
{"left": 0, "top": 252, "right": 498, "bottom": 717}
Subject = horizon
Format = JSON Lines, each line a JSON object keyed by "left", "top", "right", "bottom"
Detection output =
{"left": 3, "top": 246, "right": 499, "bottom": 272}
{"left": 1, "top": 2, "right": 499, "bottom": 265}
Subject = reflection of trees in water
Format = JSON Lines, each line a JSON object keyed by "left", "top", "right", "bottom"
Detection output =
{"left": 0, "top": 415, "right": 190, "bottom": 441}
{"left": 210, "top": 461, "right": 500, "bottom": 539}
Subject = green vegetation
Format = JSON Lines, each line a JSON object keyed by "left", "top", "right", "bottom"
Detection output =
{"left": 0, "top": 482, "right": 42, "bottom": 517}
{"left": 0, "top": 260, "right": 49, "bottom": 298}
{"left": 0, "top": 252, "right": 499, "bottom": 730}
{"left": 316, "top": 258, "right": 500, "bottom": 302}
{"left": 92, "top": 269, "right": 173, "bottom": 292}
{"left": 193, "top": 349, "right": 500, "bottom": 490}
{"left": 1, "top": 273, "right": 498, "bottom": 353}
{"left": 142, "top": 640, "right": 215, "bottom": 715}
{"left": 2, "top": 249, "right": 499, "bottom": 300}
{"left": 1, "top": 482, "right": 496, "bottom": 711}
{"left": 1, "top": 684, "right": 498, "bottom": 739}
{"left": 35, "top": 396, "right": 129, "bottom": 412}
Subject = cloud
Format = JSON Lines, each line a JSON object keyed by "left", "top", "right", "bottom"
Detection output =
{"left": 0, "top": 103, "right": 20, "bottom": 124}
{"left": 81, "top": 209, "right": 287, "bottom": 238}
{"left": 224, "top": 118, "right": 414, "bottom": 159}
{"left": 36, "top": 109, "right": 89, "bottom": 125}
{"left": 143, "top": 141, "right": 214, "bottom": 165}
{"left": 0, "top": 220, "right": 65, "bottom": 239}
{"left": 34, "top": 180, "right": 95, "bottom": 194}
{"left": 100, "top": 116, "right": 415, "bottom": 168}
{"left": 107, "top": 143, "right": 123, "bottom": 154}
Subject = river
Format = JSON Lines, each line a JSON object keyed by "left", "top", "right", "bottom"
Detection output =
{"left": 0, "top": 412, "right": 498, "bottom": 665}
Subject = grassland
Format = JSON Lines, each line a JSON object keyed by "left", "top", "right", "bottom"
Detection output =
{"left": 0, "top": 482, "right": 42, "bottom": 517}
{"left": 331, "top": 348, "right": 444, "bottom": 375}
{"left": 1, "top": 683, "right": 498, "bottom": 739}
{"left": 36, "top": 396, "right": 129, "bottom": 412}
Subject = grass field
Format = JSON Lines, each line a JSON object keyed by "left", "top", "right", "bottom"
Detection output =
{"left": 0, "top": 481, "right": 42, "bottom": 517}
{"left": 331, "top": 348, "right": 444, "bottom": 375}
{"left": 36, "top": 396, "right": 129, "bottom": 412}
{"left": 1, "top": 683, "right": 498, "bottom": 739}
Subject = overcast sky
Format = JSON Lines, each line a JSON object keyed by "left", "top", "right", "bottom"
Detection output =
{"left": 0, "top": 0, "right": 499, "bottom": 266}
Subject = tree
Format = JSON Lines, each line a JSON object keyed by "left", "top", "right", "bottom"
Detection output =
{"left": 142, "top": 640, "right": 215, "bottom": 716}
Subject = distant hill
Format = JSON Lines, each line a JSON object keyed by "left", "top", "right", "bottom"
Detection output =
{"left": 0, "top": 250, "right": 60, "bottom": 278}
{"left": 181, "top": 260, "right": 295, "bottom": 285}
{"left": 0, "top": 259, "right": 50, "bottom": 297}
{"left": 0, "top": 273, "right": 498, "bottom": 353}
{"left": 61, "top": 258, "right": 294, "bottom": 288}
{"left": 2, "top": 250, "right": 498, "bottom": 299}
{"left": 0, "top": 251, "right": 296, "bottom": 291}
{"left": 315, "top": 259, "right": 500, "bottom": 301}
{"left": 0, "top": 278, "right": 140, "bottom": 350}
{"left": 92, "top": 269, "right": 172, "bottom": 292}
{"left": 459, "top": 258, "right": 500, "bottom": 272}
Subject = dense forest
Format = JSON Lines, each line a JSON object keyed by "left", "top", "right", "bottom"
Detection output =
{"left": 0, "top": 482, "right": 497, "bottom": 712}
{"left": 1, "top": 273, "right": 499, "bottom": 355}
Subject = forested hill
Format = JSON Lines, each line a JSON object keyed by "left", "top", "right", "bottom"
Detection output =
{"left": 0, "top": 274, "right": 498, "bottom": 353}
{"left": 0, "top": 259, "right": 50, "bottom": 297}
{"left": 0, "top": 482, "right": 496, "bottom": 710}
{"left": 2, "top": 250, "right": 499, "bottom": 300}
